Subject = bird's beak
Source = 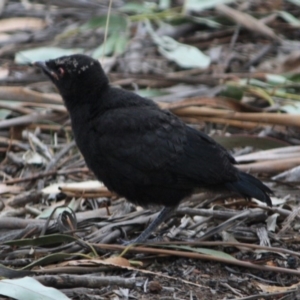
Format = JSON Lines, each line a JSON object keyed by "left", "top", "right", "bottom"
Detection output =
{"left": 34, "top": 61, "right": 59, "bottom": 80}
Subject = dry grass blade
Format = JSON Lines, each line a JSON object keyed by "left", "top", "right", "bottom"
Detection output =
{"left": 2, "top": 1, "right": 300, "bottom": 299}
{"left": 0, "top": 18, "right": 46, "bottom": 32}
{"left": 94, "top": 244, "right": 300, "bottom": 276}
{"left": 216, "top": 4, "right": 281, "bottom": 42}
{"left": 235, "top": 146, "right": 300, "bottom": 162}
{"left": 0, "top": 86, "right": 62, "bottom": 104}
{"left": 0, "top": 112, "right": 61, "bottom": 129}
{"left": 60, "top": 186, "right": 113, "bottom": 198}
{"left": 194, "top": 116, "right": 261, "bottom": 129}
{"left": 160, "top": 97, "right": 263, "bottom": 112}
{"left": 237, "top": 156, "right": 300, "bottom": 174}
{"left": 173, "top": 106, "right": 300, "bottom": 127}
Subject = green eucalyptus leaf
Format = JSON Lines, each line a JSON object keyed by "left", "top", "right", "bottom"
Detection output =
{"left": 0, "top": 277, "right": 70, "bottom": 300}
{"left": 185, "top": 0, "right": 236, "bottom": 12}
{"left": 81, "top": 14, "right": 128, "bottom": 32}
{"left": 277, "top": 11, "right": 300, "bottom": 27}
{"left": 15, "top": 47, "right": 83, "bottom": 64}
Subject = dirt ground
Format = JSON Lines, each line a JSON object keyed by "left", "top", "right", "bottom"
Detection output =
{"left": 1, "top": 0, "right": 300, "bottom": 299}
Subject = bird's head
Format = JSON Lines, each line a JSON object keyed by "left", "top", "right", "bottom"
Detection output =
{"left": 34, "top": 54, "right": 109, "bottom": 102}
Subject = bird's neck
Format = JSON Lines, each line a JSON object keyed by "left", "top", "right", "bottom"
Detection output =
{"left": 63, "top": 83, "right": 110, "bottom": 119}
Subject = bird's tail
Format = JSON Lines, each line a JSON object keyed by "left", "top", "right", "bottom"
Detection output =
{"left": 225, "top": 171, "right": 272, "bottom": 206}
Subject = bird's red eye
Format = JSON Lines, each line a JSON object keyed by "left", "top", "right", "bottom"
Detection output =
{"left": 58, "top": 67, "right": 65, "bottom": 76}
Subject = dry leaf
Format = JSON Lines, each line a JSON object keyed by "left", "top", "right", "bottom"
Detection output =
{"left": 59, "top": 257, "right": 131, "bottom": 268}
{"left": 0, "top": 183, "right": 23, "bottom": 195}
{"left": 237, "top": 157, "right": 300, "bottom": 174}
{"left": 216, "top": 4, "right": 280, "bottom": 41}
{"left": 104, "top": 257, "right": 131, "bottom": 267}
{"left": 278, "top": 51, "right": 300, "bottom": 74}
{"left": 42, "top": 180, "right": 104, "bottom": 194}
{"left": 0, "top": 33, "right": 10, "bottom": 43}
{"left": 0, "top": 17, "right": 46, "bottom": 32}
{"left": 255, "top": 281, "right": 300, "bottom": 293}
{"left": 0, "top": 67, "right": 9, "bottom": 80}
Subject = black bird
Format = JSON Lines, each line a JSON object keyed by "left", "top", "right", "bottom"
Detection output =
{"left": 35, "top": 54, "right": 272, "bottom": 244}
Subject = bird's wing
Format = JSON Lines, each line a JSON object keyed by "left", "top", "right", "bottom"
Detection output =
{"left": 92, "top": 107, "right": 185, "bottom": 169}
{"left": 170, "top": 125, "right": 238, "bottom": 186}
{"left": 92, "top": 107, "right": 237, "bottom": 187}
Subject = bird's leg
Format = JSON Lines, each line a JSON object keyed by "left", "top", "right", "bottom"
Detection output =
{"left": 123, "top": 206, "right": 175, "bottom": 245}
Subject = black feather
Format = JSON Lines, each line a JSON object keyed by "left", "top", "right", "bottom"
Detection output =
{"left": 225, "top": 172, "right": 272, "bottom": 206}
